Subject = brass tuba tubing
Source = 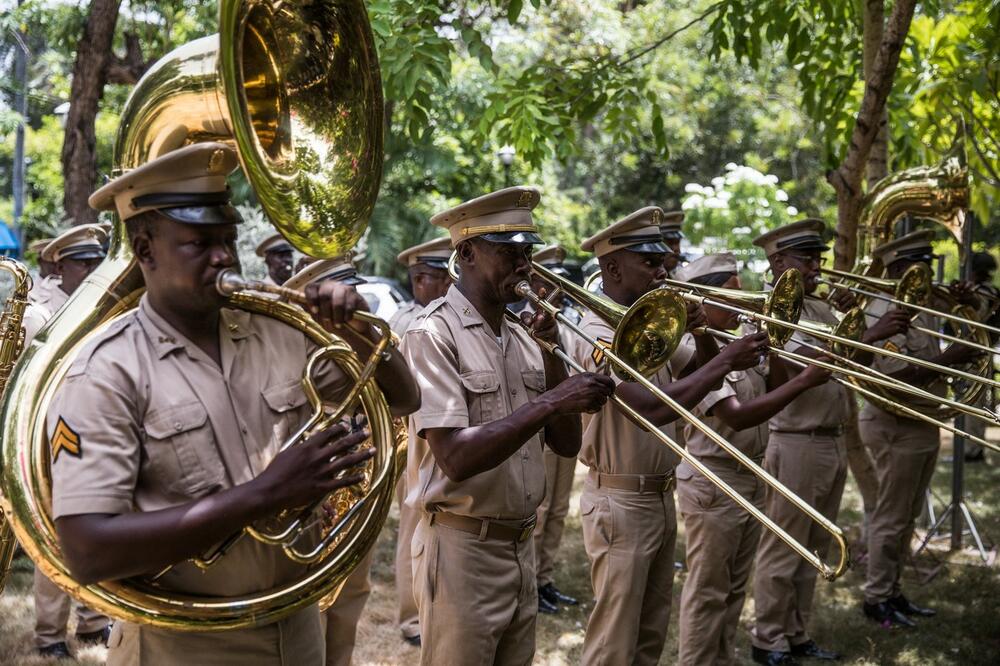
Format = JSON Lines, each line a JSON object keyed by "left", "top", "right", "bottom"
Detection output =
{"left": 668, "top": 285, "right": 1000, "bottom": 392}
{"left": 515, "top": 279, "right": 849, "bottom": 580}
{"left": 701, "top": 326, "right": 1000, "bottom": 453}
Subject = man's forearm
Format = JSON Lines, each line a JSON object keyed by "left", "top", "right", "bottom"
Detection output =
{"left": 55, "top": 479, "right": 276, "bottom": 585}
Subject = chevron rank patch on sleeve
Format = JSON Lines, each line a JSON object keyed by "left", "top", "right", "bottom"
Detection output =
{"left": 883, "top": 341, "right": 900, "bottom": 354}
{"left": 592, "top": 338, "right": 612, "bottom": 366}
{"left": 51, "top": 417, "right": 82, "bottom": 462}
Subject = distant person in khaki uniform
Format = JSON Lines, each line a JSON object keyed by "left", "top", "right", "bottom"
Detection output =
{"left": 25, "top": 226, "right": 111, "bottom": 659}
{"left": 659, "top": 210, "right": 686, "bottom": 277}
{"left": 750, "top": 220, "right": 908, "bottom": 666}
{"left": 388, "top": 235, "right": 452, "bottom": 647}
{"left": 285, "top": 255, "right": 376, "bottom": 666}
{"left": 256, "top": 232, "right": 295, "bottom": 286}
{"left": 525, "top": 244, "right": 581, "bottom": 615}
{"left": 28, "top": 237, "right": 57, "bottom": 279}
{"left": 859, "top": 231, "right": 982, "bottom": 628}
{"left": 46, "top": 143, "right": 419, "bottom": 666}
{"left": 390, "top": 236, "right": 452, "bottom": 337}
{"left": 402, "top": 186, "right": 615, "bottom": 666}
{"left": 672, "top": 254, "right": 831, "bottom": 666}
{"left": 572, "top": 207, "right": 767, "bottom": 666}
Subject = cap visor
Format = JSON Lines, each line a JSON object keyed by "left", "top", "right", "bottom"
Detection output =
{"left": 894, "top": 251, "right": 935, "bottom": 264}
{"left": 159, "top": 205, "right": 244, "bottom": 226}
{"left": 421, "top": 259, "right": 449, "bottom": 270}
{"left": 343, "top": 275, "right": 367, "bottom": 285}
{"left": 624, "top": 241, "right": 669, "bottom": 254}
{"left": 661, "top": 231, "right": 683, "bottom": 241}
{"left": 61, "top": 249, "right": 107, "bottom": 261}
{"left": 480, "top": 231, "right": 544, "bottom": 245}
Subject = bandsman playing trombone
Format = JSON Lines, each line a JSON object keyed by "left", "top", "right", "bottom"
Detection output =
{"left": 859, "top": 230, "right": 983, "bottom": 627}
{"left": 43, "top": 143, "right": 419, "bottom": 665}
{"left": 400, "top": 186, "right": 615, "bottom": 665}
{"left": 672, "top": 253, "right": 832, "bottom": 666}
{"left": 750, "top": 219, "right": 909, "bottom": 666}
{"left": 572, "top": 207, "right": 767, "bottom": 666}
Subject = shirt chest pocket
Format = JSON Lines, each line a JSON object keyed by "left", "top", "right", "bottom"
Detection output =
{"left": 143, "top": 402, "right": 224, "bottom": 496}
{"left": 459, "top": 370, "right": 503, "bottom": 425}
{"left": 262, "top": 378, "right": 312, "bottom": 444}
{"left": 520, "top": 369, "right": 546, "bottom": 398}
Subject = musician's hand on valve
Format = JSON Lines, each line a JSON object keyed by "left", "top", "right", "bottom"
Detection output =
{"left": 828, "top": 288, "right": 857, "bottom": 313}
{"left": 948, "top": 280, "right": 981, "bottom": 308}
{"left": 541, "top": 373, "right": 616, "bottom": 414}
{"left": 938, "top": 341, "right": 985, "bottom": 367}
{"left": 863, "top": 309, "right": 911, "bottom": 343}
{"left": 253, "top": 423, "right": 375, "bottom": 511}
{"left": 719, "top": 331, "right": 769, "bottom": 371}
{"left": 304, "top": 281, "right": 371, "bottom": 335}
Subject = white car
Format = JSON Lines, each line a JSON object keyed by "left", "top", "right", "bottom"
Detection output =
{"left": 356, "top": 277, "right": 411, "bottom": 321}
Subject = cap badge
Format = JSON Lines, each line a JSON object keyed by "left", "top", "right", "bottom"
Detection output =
{"left": 516, "top": 191, "right": 534, "bottom": 208}
{"left": 652, "top": 209, "right": 662, "bottom": 225}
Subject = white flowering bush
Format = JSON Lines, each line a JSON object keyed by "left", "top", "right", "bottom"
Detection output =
{"left": 681, "top": 163, "right": 800, "bottom": 266}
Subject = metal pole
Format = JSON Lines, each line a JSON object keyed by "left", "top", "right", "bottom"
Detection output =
{"left": 12, "top": 0, "right": 28, "bottom": 254}
{"left": 950, "top": 210, "right": 976, "bottom": 549}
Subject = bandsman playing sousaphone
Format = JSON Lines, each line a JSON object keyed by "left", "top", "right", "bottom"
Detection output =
{"left": 859, "top": 230, "right": 984, "bottom": 628}
{"left": 400, "top": 186, "right": 615, "bottom": 665}
{"left": 43, "top": 143, "right": 419, "bottom": 665}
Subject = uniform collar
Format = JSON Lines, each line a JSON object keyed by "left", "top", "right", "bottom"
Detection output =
{"left": 138, "top": 295, "right": 254, "bottom": 359}
{"left": 446, "top": 284, "right": 489, "bottom": 329}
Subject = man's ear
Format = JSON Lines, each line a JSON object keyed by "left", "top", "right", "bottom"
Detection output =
{"left": 768, "top": 253, "right": 785, "bottom": 276}
{"left": 52, "top": 260, "right": 66, "bottom": 278}
{"left": 132, "top": 233, "right": 155, "bottom": 269}
{"left": 602, "top": 256, "right": 621, "bottom": 284}
{"left": 457, "top": 239, "right": 475, "bottom": 267}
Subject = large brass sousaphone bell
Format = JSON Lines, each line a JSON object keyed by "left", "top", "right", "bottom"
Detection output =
{"left": 0, "top": 0, "right": 389, "bottom": 630}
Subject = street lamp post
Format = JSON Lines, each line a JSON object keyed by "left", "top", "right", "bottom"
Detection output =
{"left": 497, "top": 145, "right": 515, "bottom": 188}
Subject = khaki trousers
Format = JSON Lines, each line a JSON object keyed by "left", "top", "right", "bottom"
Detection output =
{"left": 678, "top": 463, "right": 764, "bottom": 666}
{"left": 33, "top": 568, "right": 108, "bottom": 648}
{"left": 844, "top": 400, "right": 878, "bottom": 515}
{"left": 859, "top": 406, "right": 939, "bottom": 604}
{"left": 108, "top": 606, "right": 323, "bottom": 666}
{"left": 580, "top": 478, "right": 677, "bottom": 666}
{"left": 752, "top": 432, "right": 846, "bottom": 652}
{"left": 323, "top": 548, "right": 374, "bottom": 666}
{"left": 534, "top": 448, "right": 576, "bottom": 586}
{"left": 412, "top": 515, "right": 537, "bottom": 666}
{"left": 395, "top": 474, "right": 420, "bottom": 639}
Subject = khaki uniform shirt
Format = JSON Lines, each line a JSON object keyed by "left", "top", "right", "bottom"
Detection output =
{"left": 769, "top": 295, "right": 850, "bottom": 432}
{"left": 23, "top": 275, "right": 69, "bottom": 342}
{"left": 682, "top": 365, "right": 768, "bottom": 463}
{"left": 401, "top": 285, "right": 547, "bottom": 521}
{"left": 389, "top": 301, "right": 422, "bottom": 337}
{"left": 48, "top": 295, "right": 350, "bottom": 597}
{"left": 863, "top": 298, "right": 945, "bottom": 410}
{"left": 570, "top": 308, "right": 679, "bottom": 476}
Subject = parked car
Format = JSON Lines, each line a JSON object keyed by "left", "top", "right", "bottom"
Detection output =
{"left": 356, "top": 276, "right": 412, "bottom": 322}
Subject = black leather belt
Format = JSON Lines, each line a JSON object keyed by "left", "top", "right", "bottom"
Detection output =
{"left": 771, "top": 425, "right": 845, "bottom": 438}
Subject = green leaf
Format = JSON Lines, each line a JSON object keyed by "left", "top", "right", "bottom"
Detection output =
{"left": 508, "top": 0, "right": 524, "bottom": 24}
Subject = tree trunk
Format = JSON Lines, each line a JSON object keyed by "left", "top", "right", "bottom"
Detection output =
{"left": 61, "top": 0, "right": 123, "bottom": 226}
{"left": 862, "top": 0, "right": 890, "bottom": 188}
{"left": 828, "top": 0, "right": 917, "bottom": 269}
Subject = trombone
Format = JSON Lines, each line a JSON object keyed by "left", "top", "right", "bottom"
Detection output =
{"left": 662, "top": 278, "right": 1000, "bottom": 393}
{"left": 521, "top": 261, "right": 850, "bottom": 580}
{"left": 820, "top": 263, "right": 1000, "bottom": 341}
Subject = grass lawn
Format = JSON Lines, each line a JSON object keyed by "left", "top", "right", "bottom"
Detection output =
{"left": 2, "top": 434, "right": 998, "bottom": 665}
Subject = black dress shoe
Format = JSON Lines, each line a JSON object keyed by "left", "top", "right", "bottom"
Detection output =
{"left": 538, "top": 595, "right": 559, "bottom": 614}
{"left": 402, "top": 634, "right": 421, "bottom": 647}
{"left": 888, "top": 593, "right": 936, "bottom": 617}
{"left": 791, "top": 639, "right": 841, "bottom": 660}
{"left": 863, "top": 601, "right": 916, "bottom": 628}
{"left": 37, "top": 642, "right": 72, "bottom": 658}
{"left": 539, "top": 582, "right": 578, "bottom": 606}
{"left": 751, "top": 646, "right": 801, "bottom": 665}
{"left": 76, "top": 623, "right": 112, "bottom": 646}
{"left": 964, "top": 449, "right": 986, "bottom": 463}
